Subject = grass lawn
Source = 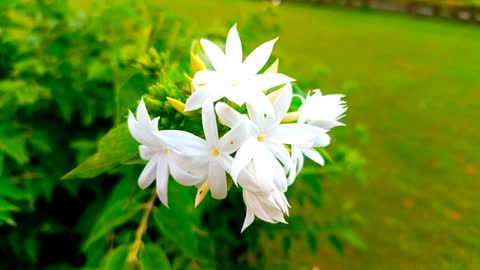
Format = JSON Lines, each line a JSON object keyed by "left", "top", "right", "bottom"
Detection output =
{"left": 157, "top": 1, "right": 480, "bottom": 269}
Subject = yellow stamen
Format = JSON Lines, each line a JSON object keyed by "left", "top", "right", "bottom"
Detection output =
{"left": 211, "top": 148, "right": 220, "bottom": 157}
{"left": 257, "top": 133, "right": 266, "bottom": 142}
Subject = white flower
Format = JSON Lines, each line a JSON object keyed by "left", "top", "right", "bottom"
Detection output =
{"left": 128, "top": 99, "right": 205, "bottom": 206}
{"left": 216, "top": 83, "right": 328, "bottom": 193}
{"left": 298, "top": 89, "right": 347, "bottom": 130}
{"left": 287, "top": 135, "right": 330, "bottom": 185}
{"left": 238, "top": 165, "right": 290, "bottom": 232}
{"left": 168, "top": 102, "right": 248, "bottom": 199}
{"left": 185, "top": 24, "right": 294, "bottom": 117}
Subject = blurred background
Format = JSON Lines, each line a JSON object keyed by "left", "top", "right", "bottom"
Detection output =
{"left": 1, "top": 0, "right": 479, "bottom": 269}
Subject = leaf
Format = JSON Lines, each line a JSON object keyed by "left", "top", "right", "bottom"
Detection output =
{"left": 0, "top": 135, "right": 29, "bottom": 165}
{"left": 139, "top": 243, "right": 171, "bottom": 270}
{"left": 62, "top": 123, "right": 139, "bottom": 180}
{"left": 0, "top": 176, "right": 30, "bottom": 200}
{"left": 0, "top": 198, "right": 21, "bottom": 212}
{"left": 152, "top": 184, "right": 200, "bottom": 260}
{"left": 83, "top": 198, "right": 144, "bottom": 251}
{"left": 101, "top": 245, "right": 129, "bottom": 270}
{"left": 0, "top": 152, "right": 3, "bottom": 176}
{"left": 115, "top": 73, "right": 155, "bottom": 124}
{"left": 337, "top": 228, "right": 367, "bottom": 251}
{"left": 0, "top": 211, "right": 16, "bottom": 226}
{"left": 307, "top": 232, "right": 317, "bottom": 252}
{"left": 327, "top": 234, "right": 344, "bottom": 255}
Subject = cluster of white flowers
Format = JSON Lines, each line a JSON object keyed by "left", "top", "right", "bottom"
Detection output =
{"left": 128, "top": 25, "right": 347, "bottom": 232}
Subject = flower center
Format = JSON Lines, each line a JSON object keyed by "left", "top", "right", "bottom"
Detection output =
{"left": 257, "top": 133, "right": 267, "bottom": 142}
{"left": 230, "top": 80, "right": 240, "bottom": 88}
{"left": 211, "top": 148, "right": 220, "bottom": 157}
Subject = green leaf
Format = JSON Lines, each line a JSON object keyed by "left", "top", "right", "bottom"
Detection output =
{"left": 0, "top": 211, "right": 16, "bottom": 226}
{"left": 0, "top": 135, "right": 29, "bottom": 165}
{"left": 0, "top": 198, "right": 21, "bottom": 212}
{"left": 83, "top": 198, "right": 144, "bottom": 251}
{"left": 139, "top": 243, "right": 171, "bottom": 270}
{"left": 62, "top": 123, "right": 139, "bottom": 180}
{"left": 0, "top": 177, "right": 30, "bottom": 200}
{"left": 101, "top": 245, "right": 129, "bottom": 270}
{"left": 337, "top": 228, "right": 367, "bottom": 251}
{"left": 327, "top": 234, "right": 344, "bottom": 255}
{"left": 0, "top": 152, "right": 3, "bottom": 176}
{"left": 115, "top": 73, "right": 154, "bottom": 124}
{"left": 152, "top": 184, "right": 200, "bottom": 259}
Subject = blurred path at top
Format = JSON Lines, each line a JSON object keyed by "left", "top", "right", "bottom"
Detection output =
{"left": 76, "top": 0, "right": 480, "bottom": 268}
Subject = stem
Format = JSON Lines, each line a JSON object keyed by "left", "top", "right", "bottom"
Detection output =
{"left": 127, "top": 190, "right": 157, "bottom": 263}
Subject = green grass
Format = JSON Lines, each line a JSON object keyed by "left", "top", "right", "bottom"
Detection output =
{"left": 157, "top": 1, "right": 480, "bottom": 269}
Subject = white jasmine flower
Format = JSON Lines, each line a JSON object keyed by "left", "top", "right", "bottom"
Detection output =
{"left": 185, "top": 24, "right": 294, "bottom": 117}
{"left": 128, "top": 99, "right": 205, "bottom": 206}
{"left": 298, "top": 89, "right": 347, "bottom": 130}
{"left": 216, "top": 84, "right": 328, "bottom": 193}
{"left": 168, "top": 102, "right": 248, "bottom": 199}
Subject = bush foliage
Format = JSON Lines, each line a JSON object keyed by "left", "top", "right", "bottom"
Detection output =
{"left": 0, "top": 0, "right": 365, "bottom": 269}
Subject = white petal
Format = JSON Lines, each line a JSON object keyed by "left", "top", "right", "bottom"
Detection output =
{"left": 158, "top": 130, "right": 207, "bottom": 154}
{"left": 185, "top": 84, "right": 219, "bottom": 112}
{"left": 192, "top": 70, "right": 217, "bottom": 85}
{"left": 136, "top": 98, "right": 151, "bottom": 126}
{"left": 242, "top": 37, "right": 278, "bottom": 75}
{"left": 138, "top": 159, "right": 157, "bottom": 189}
{"left": 266, "top": 143, "right": 291, "bottom": 170}
{"left": 218, "top": 122, "right": 250, "bottom": 154}
{"left": 208, "top": 162, "right": 227, "bottom": 200}
{"left": 250, "top": 73, "right": 294, "bottom": 92}
{"left": 200, "top": 38, "right": 225, "bottom": 71}
{"left": 310, "top": 119, "right": 346, "bottom": 130}
{"left": 156, "top": 157, "right": 170, "bottom": 206}
{"left": 246, "top": 91, "right": 275, "bottom": 118}
{"left": 231, "top": 138, "right": 258, "bottom": 179}
{"left": 268, "top": 150, "right": 288, "bottom": 192}
{"left": 128, "top": 111, "right": 161, "bottom": 147}
{"left": 302, "top": 148, "right": 325, "bottom": 166}
{"left": 241, "top": 202, "right": 255, "bottom": 233}
{"left": 253, "top": 148, "right": 274, "bottom": 190}
{"left": 215, "top": 102, "right": 247, "bottom": 128}
{"left": 271, "top": 83, "right": 293, "bottom": 126}
{"left": 202, "top": 102, "right": 219, "bottom": 145}
{"left": 243, "top": 190, "right": 274, "bottom": 223}
{"left": 169, "top": 158, "right": 206, "bottom": 186}
{"left": 225, "top": 24, "right": 242, "bottom": 66}
{"left": 312, "top": 133, "right": 331, "bottom": 147}
{"left": 139, "top": 145, "right": 157, "bottom": 160}
{"left": 269, "top": 124, "right": 326, "bottom": 145}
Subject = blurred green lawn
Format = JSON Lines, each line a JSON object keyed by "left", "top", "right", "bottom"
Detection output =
{"left": 74, "top": 0, "right": 480, "bottom": 268}
{"left": 159, "top": 1, "right": 480, "bottom": 269}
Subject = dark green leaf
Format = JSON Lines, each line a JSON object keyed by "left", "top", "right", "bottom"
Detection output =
{"left": 116, "top": 73, "right": 155, "bottom": 124}
{"left": 101, "top": 245, "right": 129, "bottom": 270}
{"left": 139, "top": 243, "right": 171, "bottom": 270}
{"left": 62, "top": 123, "right": 139, "bottom": 180}
{"left": 0, "top": 176, "right": 30, "bottom": 200}
{"left": 0, "top": 198, "right": 21, "bottom": 212}
{"left": 328, "top": 234, "right": 344, "bottom": 255}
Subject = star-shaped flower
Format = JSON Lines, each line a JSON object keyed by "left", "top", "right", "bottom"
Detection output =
{"left": 185, "top": 24, "right": 294, "bottom": 117}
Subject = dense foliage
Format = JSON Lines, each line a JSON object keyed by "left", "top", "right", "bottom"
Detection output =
{"left": 0, "top": 0, "right": 365, "bottom": 269}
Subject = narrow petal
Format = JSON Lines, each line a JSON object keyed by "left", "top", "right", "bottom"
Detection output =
{"left": 269, "top": 124, "right": 326, "bottom": 145}
{"left": 310, "top": 119, "right": 346, "bottom": 130}
{"left": 268, "top": 150, "right": 288, "bottom": 192}
{"left": 169, "top": 158, "right": 206, "bottom": 186}
{"left": 202, "top": 102, "right": 219, "bottom": 145}
{"left": 243, "top": 190, "right": 274, "bottom": 223}
{"left": 185, "top": 84, "right": 219, "bottom": 112}
{"left": 138, "top": 159, "right": 157, "bottom": 189}
{"left": 225, "top": 24, "right": 242, "bottom": 66}
{"left": 156, "top": 157, "right": 170, "bottom": 206}
{"left": 302, "top": 148, "right": 325, "bottom": 166}
{"left": 218, "top": 122, "right": 250, "bottom": 154}
{"left": 139, "top": 145, "right": 157, "bottom": 160}
{"left": 200, "top": 38, "right": 225, "bottom": 70}
{"left": 266, "top": 143, "right": 291, "bottom": 170}
{"left": 215, "top": 102, "right": 247, "bottom": 128}
{"left": 250, "top": 73, "right": 294, "bottom": 92}
{"left": 128, "top": 111, "right": 161, "bottom": 147}
{"left": 241, "top": 202, "right": 255, "bottom": 233}
{"left": 246, "top": 91, "right": 275, "bottom": 118}
{"left": 192, "top": 70, "right": 218, "bottom": 85}
{"left": 312, "top": 133, "right": 331, "bottom": 147}
{"left": 242, "top": 37, "right": 278, "bottom": 75}
{"left": 231, "top": 138, "right": 258, "bottom": 179}
{"left": 136, "top": 98, "right": 151, "bottom": 126}
{"left": 271, "top": 84, "right": 293, "bottom": 126}
{"left": 208, "top": 162, "right": 227, "bottom": 200}
{"left": 158, "top": 130, "right": 207, "bottom": 154}
{"left": 253, "top": 147, "right": 274, "bottom": 189}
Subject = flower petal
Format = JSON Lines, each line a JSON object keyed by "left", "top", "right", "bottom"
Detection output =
{"left": 266, "top": 143, "right": 291, "bottom": 170}
{"left": 242, "top": 37, "right": 278, "bottom": 75}
{"left": 241, "top": 201, "right": 255, "bottom": 233}
{"left": 250, "top": 73, "right": 294, "bottom": 92}
{"left": 139, "top": 145, "right": 157, "bottom": 160}
{"left": 269, "top": 124, "right": 326, "bottom": 145}
{"left": 158, "top": 130, "right": 207, "bottom": 154}
{"left": 215, "top": 102, "right": 247, "bottom": 128}
{"left": 302, "top": 148, "right": 325, "bottom": 166}
{"left": 156, "top": 157, "right": 170, "bottom": 206}
{"left": 271, "top": 83, "right": 292, "bottom": 125}
{"left": 200, "top": 38, "right": 225, "bottom": 70}
{"left": 138, "top": 159, "right": 157, "bottom": 189}
{"left": 225, "top": 24, "right": 242, "bottom": 66}
{"left": 208, "top": 162, "right": 227, "bottom": 200}
{"left": 218, "top": 122, "right": 250, "bottom": 154}
{"left": 169, "top": 158, "right": 206, "bottom": 186}
{"left": 231, "top": 138, "right": 258, "bottom": 179}
{"left": 185, "top": 84, "right": 220, "bottom": 112}
{"left": 201, "top": 102, "right": 218, "bottom": 145}
{"left": 246, "top": 91, "right": 275, "bottom": 118}
{"left": 192, "top": 70, "right": 217, "bottom": 85}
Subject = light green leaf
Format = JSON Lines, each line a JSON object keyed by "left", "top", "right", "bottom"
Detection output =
{"left": 101, "top": 245, "right": 129, "bottom": 270}
{"left": 0, "top": 198, "right": 21, "bottom": 212}
{"left": 337, "top": 228, "right": 367, "bottom": 251}
{"left": 0, "top": 211, "right": 16, "bottom": 226}
{"left": 0, "top": 152, "right": 3, "bottom": 176}
{"left": 0, "top": 135, "right": 29, "bottom": 165}
{"left": 139, "top": 243, "right": 171, "bottom": 270}
{"left": 0, "top": 176, "right": 30, "bottom": 200}
{"left": 62, "top": 123, "right": 139, "bottom": 180}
